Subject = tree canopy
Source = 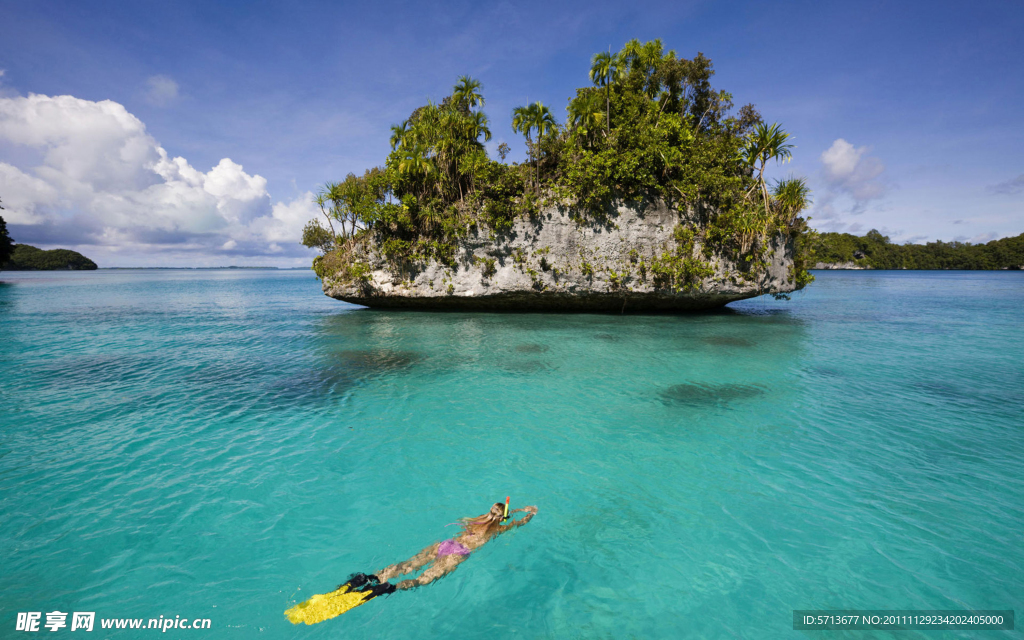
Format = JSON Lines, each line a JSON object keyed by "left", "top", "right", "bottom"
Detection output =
{"left": 303, "top": 40, "right": 814, "bottom": 289}
{"left": 3, "top": 244, "right": 98, "bottom": 270}
{"left": 812, "top": 231, "right": 1024, "bottom": 270}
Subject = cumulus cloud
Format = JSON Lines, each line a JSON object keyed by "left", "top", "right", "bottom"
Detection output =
{"left": 144, "top": 75, "right": 179, "bottom": 107}
{"left": 820, "top": 139, "right": 886, "bottom": 205}
{"left": 0, "top": 92, "right": 315, "bottom": 264}
{"left": 811, "top": 139, "right": 889, "bottom": 230}
{"left": 987, "top": 174, "right": 1024, "bottom": 195}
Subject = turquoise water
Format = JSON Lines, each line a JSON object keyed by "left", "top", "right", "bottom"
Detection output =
{"left": 1, "top": 269, "right": 1021, "bottom": 639}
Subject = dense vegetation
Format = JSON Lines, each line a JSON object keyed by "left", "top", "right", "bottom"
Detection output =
{"left": 304, "top": 40, "right": 814, "bottom": 290}
{"left": 0, "top": 221, "right": 13, "bottom": 268}
{"left": 4, "top": 244, "right": 98, "bottom": 270}
{"left": 812, "top": 231, "right": 1024, "bottom": 270}
{"left": 0, "top": 198, "right": 14, "bottom": 267}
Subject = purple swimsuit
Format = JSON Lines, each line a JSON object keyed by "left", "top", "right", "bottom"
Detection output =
{"left": 437, "top": 539, "right": 471, "bottom": 557}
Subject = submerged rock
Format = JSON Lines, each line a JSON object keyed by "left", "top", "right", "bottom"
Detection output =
{"left": 322, "top": 201, "right": 797, "bottom": 313}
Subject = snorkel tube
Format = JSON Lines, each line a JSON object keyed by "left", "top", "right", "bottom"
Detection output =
{"left": 502, "top": 496, "right": 510, "bottom": 522}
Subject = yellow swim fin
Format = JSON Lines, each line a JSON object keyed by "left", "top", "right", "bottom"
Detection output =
{"left": 285, "top": 574, "right": 395, "bottom": 625}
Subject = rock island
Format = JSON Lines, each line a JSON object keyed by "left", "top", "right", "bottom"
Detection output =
{"left": 306, "top": 40, "right": 815, "bottom": 312}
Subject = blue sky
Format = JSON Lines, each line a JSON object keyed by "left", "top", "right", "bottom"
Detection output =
{"left": 1, "top": 0, "right": 1021, "bottom": 266}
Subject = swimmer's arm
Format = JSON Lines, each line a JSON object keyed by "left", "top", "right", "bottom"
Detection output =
{"left": 497, "top": 506, "right": 537, "bottom": 533}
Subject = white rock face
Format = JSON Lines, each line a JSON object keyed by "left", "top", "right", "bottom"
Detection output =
{"left": 323, "top": 201, "right": 796, "bottom": 312}
{"left": 812, "top": 261, "right": 868, "bottom": 270}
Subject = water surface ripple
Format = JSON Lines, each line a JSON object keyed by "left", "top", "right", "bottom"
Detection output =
{"left": 1, "top": 270, "right": 1021, "bottom": 639}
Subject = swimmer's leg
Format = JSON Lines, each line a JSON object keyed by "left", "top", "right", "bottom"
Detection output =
{"left": 376, "top": 542, "right": 440, "bottom": 582}
{"left": 396, "top": 552, "right": 467, "bottom": 590}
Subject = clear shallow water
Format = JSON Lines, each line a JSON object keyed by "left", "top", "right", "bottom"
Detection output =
{"left": 1, "top": 269, "right": 1021, "bottom": 639}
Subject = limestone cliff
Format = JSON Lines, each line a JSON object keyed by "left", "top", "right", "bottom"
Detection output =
{"left": 812, "top": 261, "right": 869, "bottom": 270}
{"left": 322, "top": 202, "right": 797, "bottom": 312}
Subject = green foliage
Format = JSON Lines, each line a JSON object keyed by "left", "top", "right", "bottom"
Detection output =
{"left": 301, "top": 219, "right": 335, "bottom": 253}
{"left": 579, "top": 250, "right": 595, "bottom": 278}
{"left": 476, "top": 161, "right": 532, "bottom": 232}
{"left": 0, "top": 210, "right": 14, "bottom": 267}
{"left": 4, "top": 244, "right": 97, "bottom": 270}
{"left": 311, "top": 40, "right": 814, "bottom": 291}
{"left": 474, "top": 256, "right": 497, "bottom": 278}
{"left": 650, "top": 224, "right": 714, "bottom": 292}
{"left": 812, "top": 231, "right": 1024, "bottom": 270}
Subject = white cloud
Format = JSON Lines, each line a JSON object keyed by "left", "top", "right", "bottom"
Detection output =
{"left": 256, "top": 192, "right": 318, "bottom": 243}
{"left": 820, "top": 138, "right": 886, "bottom": 204}
{"left": 0, "top": 92, "right": 316, "bottom": 265}
{"left": 144, "top": 75, "right": 179, "bottom": 107}
{"left": 0, "top": 162, "right": 61, "bottom": 224}
{"left": 812, "top": 139, "right": 889, "bottom": 230}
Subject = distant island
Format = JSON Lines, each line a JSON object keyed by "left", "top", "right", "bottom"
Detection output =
{"left": 1, "top": 204, "right": 97, "bottom": 271}
{"left": 305, "top": 40, "right": 815, "bottom": 312}
{"left": 811, "top": 230, "right": 1024, "bottom": 270}
{"left": 3, "top": 244, "right": 98, "bottom": 271}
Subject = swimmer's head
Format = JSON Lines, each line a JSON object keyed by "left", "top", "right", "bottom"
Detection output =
{"left": 489, "top": 502, "right": 505, "bottom": 519}
{"left": 459, "top": 502, "right": 507, "bottom": 534}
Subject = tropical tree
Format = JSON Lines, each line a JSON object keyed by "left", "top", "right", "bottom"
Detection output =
{"left": 743, "top": 122, "right": 793, "bottom": 218}
{"left": 313, "top": 191, "right": 338, "bottom": 238}
{"left": 772, "top": 177, "right": 812, "bottom": 224}
{"left": 468, "top": 110, "right": 491, "bottom": 142}
{"left": 589, "top": 51, "right": 621, "bottom": 132}
{"left": 301, "top": 219, "right": 335, "bottom": 254}
{"left": 452, "top": 76, "right": 485, "bottom": 110}
{"left": 397, "top": 143, "right": 436, "bottom": 197}
{"left": 0, "top": 197, "right": 14, "bottom": 268}
{"left": 389, "top": 120, "right": 409, "bottom": 150}
{"left": 512, "top": 102, "right": 557, "bottom": 185}
{"left": 566, "top": 90, "right": 605, "bottom": 143}
{"left": 619, "top": 38, "right": 664, "bottom": 96}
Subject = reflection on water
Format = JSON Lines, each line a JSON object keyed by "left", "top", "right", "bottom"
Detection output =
{"left": 3, "top": 270, "right": 1023, "bottom": 639}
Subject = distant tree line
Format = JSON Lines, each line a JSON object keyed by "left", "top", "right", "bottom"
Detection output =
{"left": 0, "top": 198, "right": 97, "bottom": 270}
{"left": 812, "top": 230, "right": 1024, "bottom": 270}
{"left": 4, "top": 245, "right": 98, "bottom": 270}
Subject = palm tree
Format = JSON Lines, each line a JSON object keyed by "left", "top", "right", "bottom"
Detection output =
{"left": 567, "top": 92, "right": 605, "bottom": 144}
{"left": 389, "top": 120, "right": 409, "bottom": 150}
{"left": 452, "top": 76, "right": 485, "bottom": 110}
{"left": 589, "top": 50, "right": 620, "bottom": 132}
{"left": 468, "top": 110, "right": 491, "bottom": 142}
{"left": 512, "top": 102, "right": 557, "bottom": 186}
{"left": 397, "top": 144, "right": 435, "bottom": 198}
{"left": 743, "top": 122, "right": 794, "bottom": 218}
{"left": 512, "top": 104, "right": 535, "bottom": 184}
{"left": 511, "top": 104, "right": 534, "bottom": 142}
{"left": 532, "top": 103, "right": 557, "bottom": 140}
{"left": 772, "top": 177, "right": 812, "bottom": 224}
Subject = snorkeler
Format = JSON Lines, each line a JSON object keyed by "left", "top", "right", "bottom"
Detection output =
{"left": 377, "top": 499, "right": 538, "bottom": 590}
{"left": 285, "top": 499, "right": 537, "bottom": 625}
